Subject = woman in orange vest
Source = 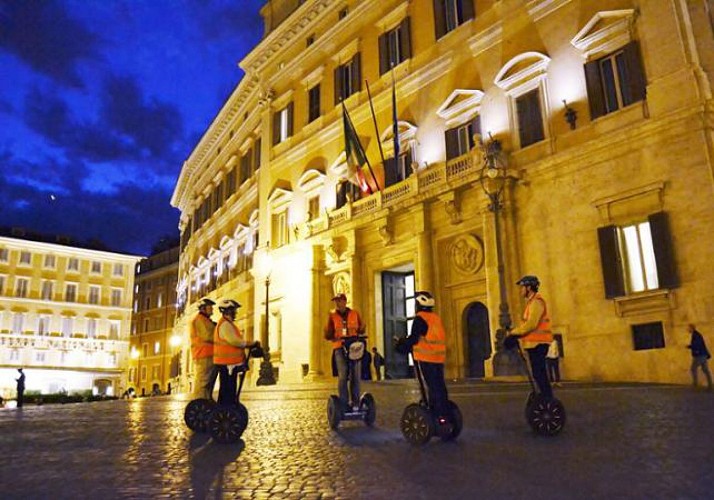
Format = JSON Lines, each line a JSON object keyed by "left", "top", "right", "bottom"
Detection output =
{"left": 214, "top": 299, "right": 259, "bottom": 406}
{"left": 324, "top": 293, "right": 365, "bottom": 411}
{"left": 394, "top": 291, "right": 449, "bottom": 419}
{"left": 507, "top": 275, "right": 554, "bottom": 399}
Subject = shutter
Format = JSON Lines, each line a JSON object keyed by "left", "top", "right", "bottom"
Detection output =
{"left": 400, "top": 17, "right": 412, "bottom": 62}
{"left": 622, "top": 40, "right": 646, "bottom": 104}
{"left": 444, "top": 128, "right": 458, "bottom": 160}
{"left": 336, "top": 182, "right": 347, "bottom": 209}
{"left": 384, "top": 157, "right": 398, "bottom": 187}
{"left": 597, "top": 225, "right": 626, "bottom": 298}
{"left": 433, "top": 0, "right": 446, "bottom": 40}
{"left": 516, "top": 94, "right": 530, "bottom": 147}
{"left": 287, "top": 101, "right": 294, "bottom": 137}
{"left": 334, "top": 66, "right": 343, "bottom": 105}
{"left": 378, "top": 32, "right": 389, "bottom": 75}
{"left": 272, "top": 109, "right": 281, "bottom": 145}
{"left": 469, "top": 115, "right": 482, "bottom": 149}
{"left": 648, "top": 212, "right": 678, "bottom": 289}
{"left": 352, "top": 52, "right": 361, "bottom": 93}
{"left": 462, "top": 0, "right": 475, "bottom": 22}
{"left": 584, "top": 60, "right": 606, "bottom": 120}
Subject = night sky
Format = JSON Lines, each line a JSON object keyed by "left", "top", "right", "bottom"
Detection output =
{"left": 0, "top": 0, "right": 265, "bottom": 256}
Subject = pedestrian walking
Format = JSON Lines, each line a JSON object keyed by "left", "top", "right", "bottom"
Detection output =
{"left": 16, "top": 368, "right": 25, "bottom": 408}
{"left": 546, "top": 339, "right": 561, "bottom": 386}
{"left": 686, "top": 324, "right": 712, "bottom": 391}
{"left": 361, "top": 346, "right": 372, "bottom": 380}
{"left": 372, "top": 347, "right": 385, "bottom": 381}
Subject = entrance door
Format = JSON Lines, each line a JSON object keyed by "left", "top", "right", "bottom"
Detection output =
{"left": 382, "top": 272, "right": 410, "bottom": 379}
{"left": 464, "top": 302, "right": 491, "bottom": 378}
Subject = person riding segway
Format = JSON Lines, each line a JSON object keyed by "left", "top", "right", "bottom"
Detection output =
{"left": 184, "top": 297, "right": 218, "bottom": 433}
{"left": 395, "top": 291, "right": 462, "bottom": 445}
{"left": 504, "top": 275, "right": 566, "bottom": 436}
{"left": 324, "top": 293, "right": 376, "bottom": 429}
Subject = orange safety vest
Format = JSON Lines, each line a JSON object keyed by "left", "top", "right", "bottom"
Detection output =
{"left": 190, "top": 313, "right": 215, "bottom": 360}
{"left": 328, "top": 309, "right": 361, "bottom": 350}
{"left": 213, "top": 317, "right": 246, "bottom": 366}
{"left": 413, "top": 311, "right": 447, "bottom": 364}
{"left": 520, "top": 293, "right": 553, "bottom": 346}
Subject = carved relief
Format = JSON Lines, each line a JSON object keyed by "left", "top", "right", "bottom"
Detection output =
{"left": 378, "top": 223, "right": 393, "bottom": 245}
{"left": 450, "top": 234, "right": 484, "bottom": 275}
{"left": 325, "top": 236, "right": 348, "bottom": 266}
{"left": 332, "top": 272, "right": 351, "bottom": 298}
{"left": 444, "top": 199, "right": 461, "bottom": 224}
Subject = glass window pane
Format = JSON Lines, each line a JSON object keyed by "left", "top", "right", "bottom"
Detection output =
{"left": 638, "top": 222, "right": 659, "bottom": 290}
{"left": 623, "top": 225, "right": 644, "bottom": 292}
{"left": 615, "top": 52, "right": 632, "bottom": 106}
{"left": 406, "top": 299, "right": 415, "bottom": 317}
{"left": 600, "top": 58, "right": 619, "bottom": 113}
{"left": 405, "top": 274, "right": 415, "bottom": 296}
{"left": 407, "top": 318, "right": 413, "bottom": 334}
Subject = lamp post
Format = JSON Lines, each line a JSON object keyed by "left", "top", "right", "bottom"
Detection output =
{"left": 256, "top": 249, "right": 277, "bottom": 385}
{"left": 478, "top": 136, "right": 519, "bottom": 376}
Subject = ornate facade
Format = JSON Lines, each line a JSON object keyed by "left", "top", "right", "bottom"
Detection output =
{"left": 171, "top": 0, "right": 714, "bottom": 385}
{"left": 0, "top": 233, "right": 141, "bottom": 398}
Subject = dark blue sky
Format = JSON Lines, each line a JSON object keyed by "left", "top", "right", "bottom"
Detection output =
{"left": 0, "top": 0, "right": 265, "bottom": 255}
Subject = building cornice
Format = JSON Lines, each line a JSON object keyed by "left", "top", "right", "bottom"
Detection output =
{"left": 0, "top": 236, "right": 143, "bottom": 262}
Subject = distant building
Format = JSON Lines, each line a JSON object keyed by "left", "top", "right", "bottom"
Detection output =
{"left": 0, "top": 233, "right": 142, "bottom": 398}
{"left": 128, "top": 246, "right": 180, "bottom": 396}
{"left": 171, "top": 0, "right": 714, "bottom": 384}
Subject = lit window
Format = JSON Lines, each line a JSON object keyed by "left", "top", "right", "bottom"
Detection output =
{"left": 89, "top": 286, "right": 101, "bottom": 305}
{"left": 67, "top": 258, "right": 79, "bottom": 271}
{"left": 113, "top": 263, "right": 124, "bottom": 276}
{"left": 15, "top": 278, "right": 29, "bottom": 298}
{"left": 0, "top": 248, "right": 8, "bottom": 262}
{"left": 619, "top": 222, "right": 658, "bottom": 293}
{"left": 91, "top": 261, "right": 102, "bottom": 274}
{"left": 19, "top": 251, "right": 31, "bottom": 265}
{"left": 154, "top": 341, "right": 161, "bottom": 355}
{"left": 112, "top": 289, "right": 122, "bottom": 307}
{"left": 44, "top": 255, "right": 56, "bottom": 268}
{"left": 41, "top": 281, "right": 54, "bottom": 300}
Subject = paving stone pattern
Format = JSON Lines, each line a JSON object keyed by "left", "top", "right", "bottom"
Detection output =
{"left": 0, "top": 381, "right": 712, "bottom": 499}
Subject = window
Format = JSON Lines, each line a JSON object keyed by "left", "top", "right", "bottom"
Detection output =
{"left": 272, "top": 211, "right": 290, "bottom": 248}
{"left": 597, "top": 212, "right": 678, "bottom": 298}
{"left": 308, "top": 84, "right": 321, "bottom": 123}
{"left": 38, "top": 321, "right": 49, "bottom": 339}
{"left": 334, "top": 53, "right": 361, "bottom": 104}
{"left": 0, "top": 275, "right": 5, "bottom": 294}
{"left": 109, "top": 321, "right": 120, "bottom": 339}
{"left": 379, "top": 18, "right": 411, "bottom": 75}
{"left": 89, "top": 286, "right": 100, "bottom": 305}
{"left": 0, "top": 248, "right": 7, "bottom": 262}
{"left": 41, "top": 281, "right": 54, "bottom": 300}
{"left": 113, "top": 263, "right": 124, "bottom": 276}
{"left": 272, "top": 103, "right": 294, "bottom": 145}
{"left": 306, "top": 34, "right": 315, "bottom": 47}
{"left": 339, "top": 7, "right": 348, "bottom": 19}
{"left": 65, "top": 283, "right": 77, "bottom": 302}
{"left": 515, "top": 89, "right": 545, "bottom": 148}
{"left": 91, "top": 261, "right": 102, "bottom": 274}
{"left": 12, "top": 313, "right": 24, "bottom": 334}
{"left": 86, "top": 318, "right": 97, "bottom": 338}
{"left": 240, "top": 150, "right": 252, "bottom": 184}
{"left": 154, "top": 341, "right": 161, "bottom": 355}
{"left": 62, "top": 317, "right": 73, "bottom": 337}
{"left": 19, "top": 251, "right": 31, "bottom": 265}
{"left": 585, "top": 41, "right": 646, "bottom": 120}
{"left": 141, "top": 366, "right": 147, "bottom": 381}
{"left": 67, "top": 258, "right": 79, "bottom": 271}
{"left": 111, "top": 289, "right": 122, "bottom": 307}
{"left": 434, "top": 0, "right": 474, "bottom": 40}
{"left": 15, "top": 278, "right": 29, "bottom": 298}
{"left": 253, "top": 138, "right": 262, "bottom": 170}
{"left": 308, "top": 196, "right": 321, "bottom": 221}
{"left": 445, "top": 116, "right": 481, "bottom": 160}
{"left": 384, "top": 149, "right": 414, "bottom": 188}
{"left": 632, "top": 322, "right": 665, "bottom": 351}
{"left": 152, "top": 365, "right": 160, "bottom": 379}
{"left": 44, "top": 255, "right": 56, "bottom": 268}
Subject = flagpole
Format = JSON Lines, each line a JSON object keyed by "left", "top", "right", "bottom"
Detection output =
{"left": 341, "top": 101, "right": 374, "bottom": 194}
{"left": 365, "top": 80, "right": 386, "bottom": 165}
{"left": 344, "top": 101, "right": 380, "bottom": 192}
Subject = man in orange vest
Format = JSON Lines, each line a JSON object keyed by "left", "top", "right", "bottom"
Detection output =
{"left": 214, "top": 299, "right": 259, "bottom": 406}
{"left": 324, "top": 293, "right": 365, "bottom": 411}
{"left": 507, "top": 275, "right": 554, "bottom": 399}
{"left": 190, "top": 297, "right": 216, "bottom": 399}
{"left": 394, "top": 291, "right": 449, "bottom": 419}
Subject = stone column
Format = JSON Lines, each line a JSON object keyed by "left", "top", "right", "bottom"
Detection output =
{"left": 305, "top": 245, "right": 324, "bottom": 380}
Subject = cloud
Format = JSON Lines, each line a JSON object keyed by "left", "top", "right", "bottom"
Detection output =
{"left": 0, "top": 0, "right": 102, "bottom": 87}
{"left": 191, "top": 1, "right": 265, "bottom": 43}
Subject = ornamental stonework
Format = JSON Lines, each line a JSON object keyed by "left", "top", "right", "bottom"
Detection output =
{"left": 450, "top": 235, "right": 484, "bottom": 275}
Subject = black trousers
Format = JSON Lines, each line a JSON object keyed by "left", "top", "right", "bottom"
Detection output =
{"left": 527, "top": 344, "right": 553, "bottom": 399}
{"left": 216, "top": 365, "right": 238, "bottom": 407}
{"left": 418, "top": 361, "right": 449, "bottom": 417}
{"left": 546, "top": 357, "right": 560, "bottom": 383}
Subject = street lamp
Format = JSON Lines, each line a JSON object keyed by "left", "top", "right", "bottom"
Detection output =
{"left": 477, "top": 135, "right": 518, "bottom": 376}
{"left": 256, "top": 249, "right": 277, "bottom": 386}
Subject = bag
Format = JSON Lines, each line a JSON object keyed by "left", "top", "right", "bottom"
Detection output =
{"left": 344, "top": 337, "right": 365, "bottom": 360}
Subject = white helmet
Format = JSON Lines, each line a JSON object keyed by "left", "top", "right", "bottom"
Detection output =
{"left": 415, "top": 291, "right": 435, "bottom": 308}
{"left": 218, "top": 299, "right": 241, "bottom": 313}
{"left": 198, "top": 297, "right": 215, "bottom": 308}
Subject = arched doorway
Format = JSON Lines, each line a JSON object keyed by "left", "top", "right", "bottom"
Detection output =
{"left": 463, "top": 302, "right": 491, "bottom": 378}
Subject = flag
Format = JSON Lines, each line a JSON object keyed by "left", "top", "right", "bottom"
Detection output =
{"left": 342, "top": 103, "right": 371, "bottom": 194}
{"left": 391, "top": 71, "right": 400, "bottom": 163}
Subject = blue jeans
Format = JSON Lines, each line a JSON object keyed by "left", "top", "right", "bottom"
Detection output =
{"left": 334, "top": 349, "right": 361, "bottom": 406}
{"left": 691, "top": 356, "right": 712, "bottom": 388}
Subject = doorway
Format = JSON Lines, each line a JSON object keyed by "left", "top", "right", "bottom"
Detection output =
{"left": 381, "top": 271, "right": 414, "bottom": 379}
{"left": 463, "top": 302, "right": 491, "bottom": 378}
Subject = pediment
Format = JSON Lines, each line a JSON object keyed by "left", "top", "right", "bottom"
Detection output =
{"left": 233, "top": 224, "right": 249, "bottom": 240}
{"left": 494, "top": 52, "right": 550, "bottom": 93}
{"left": 219, "top": 235, "right": 233, "bottom": 249}
{"left": 571, "top": 10, "right": 636, "bottom": 59}
{"left": 297, "top": 168, "right": 326, "bottom": 193}
{"left": 207, "top": 247, "right": 220, "bottom": 260}
{"left": 436, "top": 90, "right": 484, "bottom": 121}
{"left": 268, "top": 182, "right": 293, "bottom": 210}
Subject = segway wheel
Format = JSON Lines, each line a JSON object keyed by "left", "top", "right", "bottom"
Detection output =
{"left": 327, "top": 395, "right": 343, "bottom": 430}
{"left": 208, "top": 406, "right": 247, "bottom": 444}
{"left": 526, "top": 395, "right": 566, "bottom": 436}
{"left": 401, "top": 403, "right": 434, "bottom": 445}
{"left": 440, "top": 400, "right": 463, "bottom": 442}
{"left": 234, "top": 402, "right": 249, "bottom": 436}
{"left": 360, "top": 393, "right": 376, "bottom": 427}
{"left": 184, "top": 398, "right": 216, "bottom": 433}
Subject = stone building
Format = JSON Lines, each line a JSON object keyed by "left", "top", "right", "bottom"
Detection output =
{"left": 0, "top": 231, "right": 141, "bottom": 398}
{"left": 171, "top": 0, "right": 714, "bottom": 385}
{"left": 128, "top": 246, "right": 180, "bottom": 396}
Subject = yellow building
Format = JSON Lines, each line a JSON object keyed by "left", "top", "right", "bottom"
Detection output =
{"left": 0, "top": 231, "right": 141, "bottom": 398}
{"left": 171, "top": 0, "right": 714, "bottom": 385}
{"left": 128, "top": 246, "right": 180, "bottom": 396}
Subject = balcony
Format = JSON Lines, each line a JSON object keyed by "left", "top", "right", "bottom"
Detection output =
{"left": 0, "top": 332, "right": 127, "bottom": 353}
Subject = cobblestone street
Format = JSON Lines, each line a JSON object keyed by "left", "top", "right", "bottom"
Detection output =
{"left": 1, "top": 380, "right": 712, "bottom": 499}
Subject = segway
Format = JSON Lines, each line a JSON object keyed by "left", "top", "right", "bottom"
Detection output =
{"left": 507, "top": 336, "right": 566, "bottom": 436}
{"left": 327, "top": 336, "right": 377, "bottom": 430}
{"left": 400, "top": 360, "right": 462, "bottom": 445}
